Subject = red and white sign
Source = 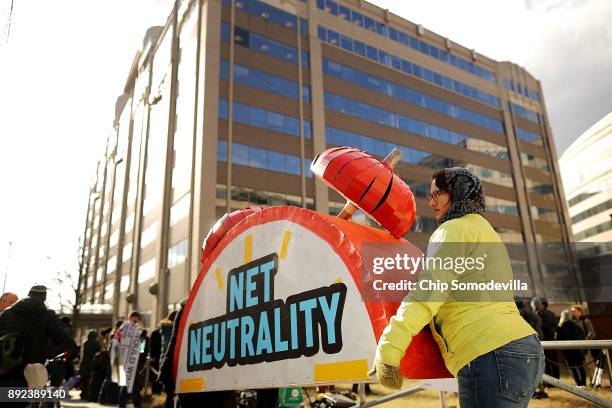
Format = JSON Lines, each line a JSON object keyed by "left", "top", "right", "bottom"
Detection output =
{"left": 173, "top": 207, "right": 450, "bottom": 393}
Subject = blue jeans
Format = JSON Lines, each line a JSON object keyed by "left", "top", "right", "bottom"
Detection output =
{"left": 458, "top": 334, "right": 544, "bottom": 407}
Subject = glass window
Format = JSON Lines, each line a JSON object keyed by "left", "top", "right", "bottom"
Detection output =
{"left": 168, "top": 239, "right": 188, "bottom": 268}
{"left": 303, "top": 121, "right": 312, "bottom": 139}
{"left": 325, "top": 0, "right": 338, "bottom": 15}
{"left": 419, "top": 40, "right": 430, "bottom": 54}
{"left": 318, "top": 28, "right": 501, "bottom": 107}
{"left": 221, "top": 22, "right": 230, "bottom": 41}
{"left": 332, "top": 128, "right": 346, "bottom": 145}
{"left": 140, "top": 221, "right": 158, "bottom": 249}
{"left": 218, "top": 140, "right": 228, "bottom": 161}
{"left": 249, "top": 147, "right": 267, "bottom": 169}
{"left": 233, "top": 102, "right": 249, "bottom": 123}
{"left": 391, "top": 55, "right": 402, "bottom": 70}
{"left": 430, "top": 45, "right": 440, "bottom": 59}
{"left": 346, "top": 132, "right": 360, "bottom": 148}
{"left": 233, "top": 143, "right": 249, "bottom": 165}
{"left": 234, "top": 27, "right": 250, "bottom": 47}
{"left": 366, "top": 45, "right": 378, "bottom": 61}
{"left": 373, "top": 139, "right": 387, "bottom": 156}
{"left": 304, "top": 159, "right": 313, "bottom": 177}
{"left": 220, "top": 60, "right": 229, "bottom": 78}
{"left": 327, "top": 29, "right": 339, "bottom": 45}
{"left": 285, "top": 155, "right": 300, "bottom": 175}
{"left": 378, "top": 50, "right": 390, "bottom": 65}
{"left": 411, "top": 64, "right": 422, "bottom": 78}
{"left": 324, "top": 92, "right": 507, "bottom": 159}
{"left": 268, "top": 111, "right": 285, "bottom": 129}
{"left": 234, "top": 27, "right": 308, "bottom": 67}
{"left": 388, "top": 26, "right": 398, "bottom": 41}
{"left": 138, "top": 258, "right": 156, "bottom": 283}
{"left": 354, "top": 40, "right": 366, "bottom": 56}
{"left": 219, "top": 99, "right": 228, "bottom": 119}
{"left": 338, "top": 5, "right": 350, "bottom": 20}
{"left": 364, "top": 17, "right": 375, "bottom": 32}
{"left": 170, "top": 193, "right": 191, "bottom": 226}
{"left": 340, "top": 35, "right": 353, "bottom": 52}
{"left": 268, "top": 151, "right": 285, "bottom": 172}
{"left": 317, "top": 26, "right": 327, "bottom": 41}
{"left": 361, "top": 136, "right": 373, "bottom": 153}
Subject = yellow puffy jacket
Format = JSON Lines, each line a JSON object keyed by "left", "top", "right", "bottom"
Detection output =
{"left": 376, "top": 214, "right": 535, "bottom": 377}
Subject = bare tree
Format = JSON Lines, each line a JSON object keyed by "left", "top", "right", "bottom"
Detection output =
{"left": 52, "top": 269, "right": 79, "bottom": 317}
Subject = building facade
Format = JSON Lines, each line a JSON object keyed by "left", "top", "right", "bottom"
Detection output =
{"left": 560, "top": 112, "right": 612, "bottom": 243}
{"left": 79, "top": 0, "right": 573, "bottom": 328}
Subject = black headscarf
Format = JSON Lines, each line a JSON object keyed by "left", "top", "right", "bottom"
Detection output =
{"left": 439, "top": 167, "right": 486, "bottom": 224}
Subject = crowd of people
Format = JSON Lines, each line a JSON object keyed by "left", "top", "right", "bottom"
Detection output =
{"left": 0, "top": 287, "right": 78, "bottom": 407}
{"left": 516, "top": 296, "right": 599, "bottom": 396}
{"left": 0, "top": 285, "right": 603, "bottom": 408}
{"left": 0, "top": 290, "right": 253, "bottom": 408}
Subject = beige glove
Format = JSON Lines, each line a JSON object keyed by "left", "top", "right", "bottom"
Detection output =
{"left": 368, "top": 359, "right": 403, "bottom": 389}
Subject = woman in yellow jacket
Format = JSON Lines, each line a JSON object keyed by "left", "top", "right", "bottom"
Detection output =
{"left": 373, "top": 167, "right": 544, "bottom": 407}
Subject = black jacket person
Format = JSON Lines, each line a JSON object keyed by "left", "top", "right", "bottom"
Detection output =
{"left": 0, "top": 285, "right": 78, "bottom": 386}
{"left": 79, "top": 330, "right": 102, "bottom": 400}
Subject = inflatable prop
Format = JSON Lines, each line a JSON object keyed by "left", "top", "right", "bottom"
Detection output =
{"left": 173, "top": 147, "right": 451, "bottom": 393}
{"left": 311, "top": 147, "right": 415, "bottom": 237}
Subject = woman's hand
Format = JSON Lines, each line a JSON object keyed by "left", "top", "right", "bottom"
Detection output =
{"left": 369, "top": 359, "right": 403, "bottom": 389}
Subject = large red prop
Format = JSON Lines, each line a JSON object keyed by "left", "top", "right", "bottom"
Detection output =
{"left": 187, "top": 207, "right": 451, "bottom": 382}
{"left": 201, "top": 207, "right": 261, "bottom": 261}
{"left": 311, "top": 147, "right": 416, "bottom": 237}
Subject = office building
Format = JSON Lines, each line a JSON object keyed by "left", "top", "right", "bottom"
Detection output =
{"left": 560, "top": 112, "right": 612, "bottom": 243}
{"left": 79, "top": 0, "right": 574, "bottom": 327}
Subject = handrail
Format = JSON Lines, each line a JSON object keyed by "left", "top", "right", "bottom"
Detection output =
{"left": 351, "top": 340, "right": 612, "bottom": 408}
{"left": 541, "top": 340, "right": 612, "bottom": 350}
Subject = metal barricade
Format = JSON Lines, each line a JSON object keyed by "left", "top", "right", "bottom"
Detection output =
{"left": 350, "top": 340, "right": 612, "bottom": 408}
{"left": 542, "top": 340, "right": 612, "bottom": 391}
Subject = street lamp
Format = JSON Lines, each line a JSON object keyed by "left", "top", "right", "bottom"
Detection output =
{"left": 2, "top": 241, "right": 13, "bottom": 293}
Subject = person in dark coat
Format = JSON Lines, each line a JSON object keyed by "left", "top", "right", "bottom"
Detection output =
{"left": 158, "top": 303, "right": 235, "bottom": 408}
{"left": 97, "top": 320, "right": 124, "bottom": 404}
{"left": 557, "top": 309, "right": 587, "bottom": 386}
{"left": 79, "top": 330, "right": 102, "bottom": 400}
{"left": 89, "top": 347, "right": 111, "bottom": 402}
{"left": 158, "top": 306, "right": 183, "bottom": 408}
{"left": 60, "top": 317, "right": 77, "bottom": 382}
{"left": 532, "top": 297, "right": 560, "bottom": 380}
{"left": 149, "top": 327, "right": 162, "bottom": 394}
{"left": 150, "top": 311, "right": 177, "bottom": 395}
{"left": 159, "top": 311, "right": 177, "bottom": 357}
{"left": 0, "top": 286, "right": 79, "bottom": 389}
{"left": 571, "top": 305, "right": 596, "bottom": 339}
{"left": 43, "top": 316, "right": 77, "bottom": 385}
{"left": 516, "top": 298, "right": 543, "bottom": 339}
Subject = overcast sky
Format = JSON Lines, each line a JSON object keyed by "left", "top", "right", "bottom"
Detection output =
{"left": 0, "top": 0, "right": 610, "bottom": 309}
{"left": 369, "top": 0, "right": 612, "bottom": 155}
